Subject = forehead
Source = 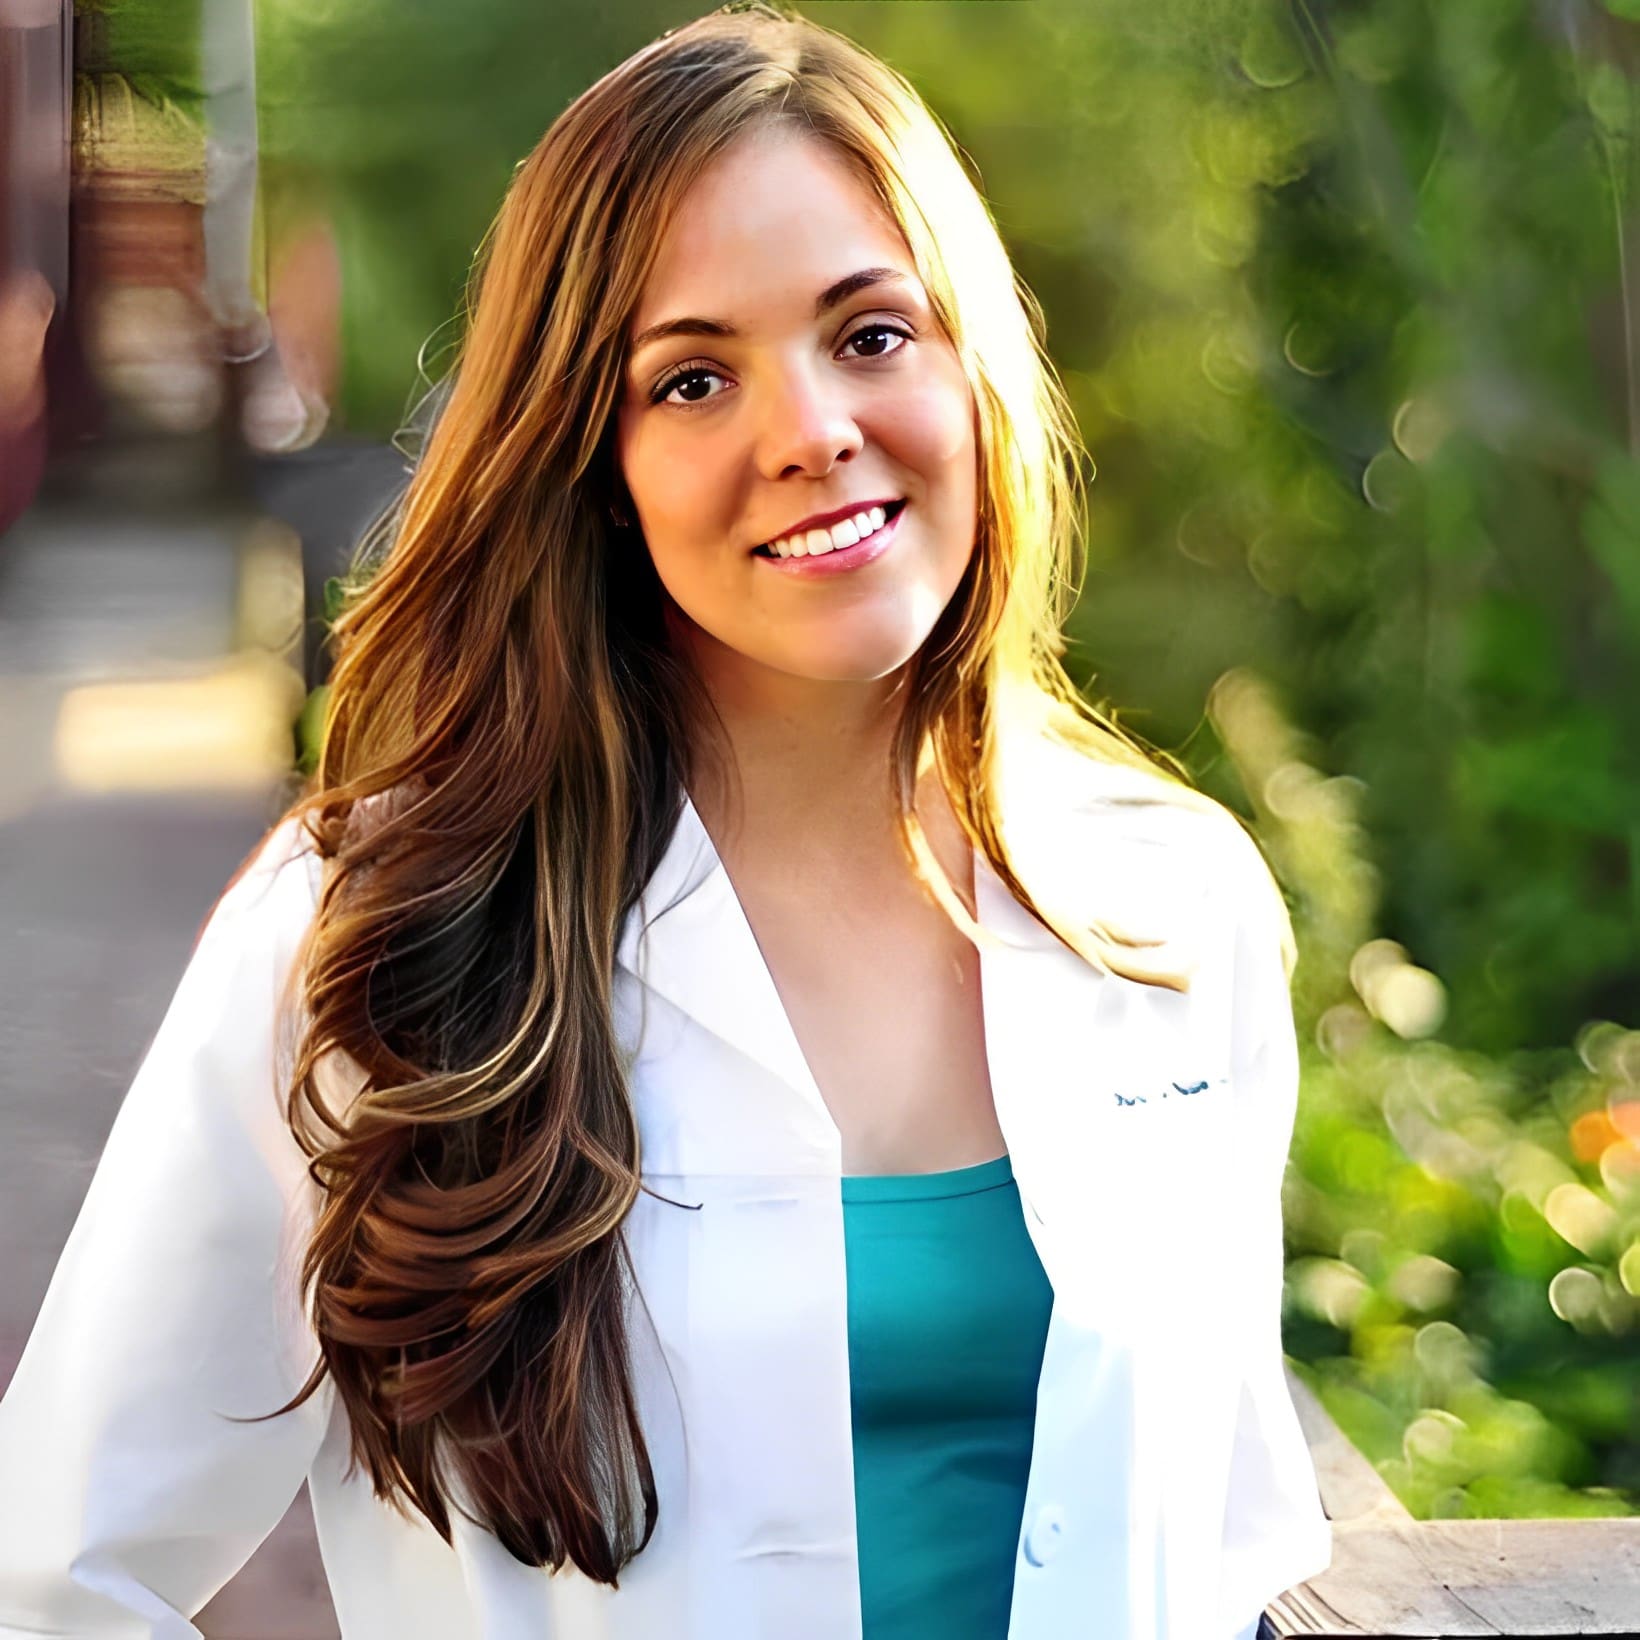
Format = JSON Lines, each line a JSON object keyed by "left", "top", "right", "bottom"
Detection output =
{"left": 630, "top": 129, "right": 913, "bottom": 335}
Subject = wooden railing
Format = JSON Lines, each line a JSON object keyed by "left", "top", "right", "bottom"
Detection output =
{"left": 1264, "top": 1368, "right": 1640, "bottom": 1637}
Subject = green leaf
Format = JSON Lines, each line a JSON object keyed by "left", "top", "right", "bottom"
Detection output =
{"left": 294, "top": 684, "right": 331, "bottom": 777}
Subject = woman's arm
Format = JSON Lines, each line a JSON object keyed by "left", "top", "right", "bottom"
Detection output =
{"left": 0, "top": 818, "right": 335, "bottom": 1637}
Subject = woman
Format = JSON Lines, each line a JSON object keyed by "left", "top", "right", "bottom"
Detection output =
{"left": 0, "top": 5, "right": 1331, "bottom": 1637}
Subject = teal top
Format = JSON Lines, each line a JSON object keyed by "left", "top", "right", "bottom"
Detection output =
{"left": 841, "top": 1152, "right": 1055, "bottom": 1639}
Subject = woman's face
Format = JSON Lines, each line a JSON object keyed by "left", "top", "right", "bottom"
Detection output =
{"left": 614, "top": 126, "right": 978, "bottom": 691}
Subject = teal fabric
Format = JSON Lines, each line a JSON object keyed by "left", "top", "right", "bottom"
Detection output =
{"left": 842, "top": 1152, "right": 1055, "bottom": 1639}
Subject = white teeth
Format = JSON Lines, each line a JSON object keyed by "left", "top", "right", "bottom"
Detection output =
{"left": 767, "top": 504, "right": 894, "bottom": 559}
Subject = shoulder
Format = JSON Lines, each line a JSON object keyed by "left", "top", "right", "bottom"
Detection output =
{"left": 200, "top": 814, "right": 325, "bottom": 964}
{"left": 1013, "top": 724, "right": 1260, "bottom": 874}
{"left": 213, "top": 780, "right": 431, "bottom": 923}
{"left": 114, "top": 815, "right": 330, "bottom": 1116}
{"left": 1007, "top": 724, "right": 1294, "bottom": 980}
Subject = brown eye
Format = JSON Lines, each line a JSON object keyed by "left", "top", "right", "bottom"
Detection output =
{"left": 649, "top": 361, "right": 726, "bottom": 408}
{"left": 843, "top": 322, "right": 912, "bottom": 359}
{"left": 648, "top": 321, "right": 913, "bottom": 412}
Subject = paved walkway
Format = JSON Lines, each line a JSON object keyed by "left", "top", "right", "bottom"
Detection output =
{"left": 0, "top": 457, "right": 341, "bottom": 1636}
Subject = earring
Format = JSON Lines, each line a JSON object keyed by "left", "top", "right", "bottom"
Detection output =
{"left": 609, "top": 501, "right": 632, "bottom": 529}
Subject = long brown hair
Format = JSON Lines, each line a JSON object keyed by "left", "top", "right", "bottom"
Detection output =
{"left": 266, "top": 0, "right": 1265, "bottom": 1587}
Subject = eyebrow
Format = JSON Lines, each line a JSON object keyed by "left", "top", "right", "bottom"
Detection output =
{"left": 628, "top": 267, "right": 914, "bottom": 358}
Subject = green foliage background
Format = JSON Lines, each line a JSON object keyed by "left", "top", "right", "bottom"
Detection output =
{"left": 247, "top": 0, "right": 1640, "bottom": 1517}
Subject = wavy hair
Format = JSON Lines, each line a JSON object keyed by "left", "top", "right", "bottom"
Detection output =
{"left": 264, "top": 0, "right": 1255, "bottom": 1587}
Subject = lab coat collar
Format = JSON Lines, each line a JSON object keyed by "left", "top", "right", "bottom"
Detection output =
{"left": 611, "top": 762, "right": 1095, "bottom": 1136}
{"left": 613, "top": 790, "right": 836, "bottom": 1134}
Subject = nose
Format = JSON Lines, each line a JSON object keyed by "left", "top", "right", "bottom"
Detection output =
{"left": 754, "top": 358, "right": 864, "bottom": 481}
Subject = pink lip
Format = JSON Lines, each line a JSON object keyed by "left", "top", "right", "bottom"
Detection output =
{"left": 752, "top": 502, "right": 906, "bottom": 578}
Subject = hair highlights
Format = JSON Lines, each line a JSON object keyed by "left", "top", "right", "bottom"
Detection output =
{"left": 261, "top": 0, "right": 1249, "bottom": 1585}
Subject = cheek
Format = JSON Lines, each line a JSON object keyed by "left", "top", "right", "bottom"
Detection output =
{"left": 620, "top": 427, "right": 736, "bottom": 576}
{"left": 889, "top": 371, "right": 977, "bottom": 497}
{"left": 644, "top": 531, "right": 735, "bottom": 617}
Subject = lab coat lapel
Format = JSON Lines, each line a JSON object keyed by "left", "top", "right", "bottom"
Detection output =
{"left": 611, "top": 752, "right": 1192, "bottom": 1184}
{"left": 971, "top": 735, "right": 1137, "bottom": 1216}
{"left": 973, "top": 749, "right": 1249, "bottom": 1638}
{"left": 971, "top": 844, "right": 1130, "bottom": 1289}
{"left": 613, "top": 790, "right": 833, "bottom": 1134}
{"left": 972, "top": 738, "right": 1231, "bottom": 1314}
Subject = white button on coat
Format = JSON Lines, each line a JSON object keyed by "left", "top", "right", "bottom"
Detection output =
{"left": 0, "top": 729, "right": 1332, "bottom": 1638}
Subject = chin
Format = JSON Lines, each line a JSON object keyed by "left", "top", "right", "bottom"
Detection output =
{"left": 811, "top": 613, "right": 953, "bottom": 680}
{"left": 771, "top": 637, "right": 928, "bottom": 685}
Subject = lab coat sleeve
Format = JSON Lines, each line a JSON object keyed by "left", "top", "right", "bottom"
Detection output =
{"left": 1216, "top": 828, "right": 1332, "bottom": 1636}
{"left": 0, "top": 818, "right": 335, "bottom": 1637}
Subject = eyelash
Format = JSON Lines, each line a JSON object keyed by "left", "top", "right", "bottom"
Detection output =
{"left": 647, "top": 321, "right": 915, "bottom": 410}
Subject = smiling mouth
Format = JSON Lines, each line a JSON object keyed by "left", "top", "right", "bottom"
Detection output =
{"left": 751, "top": 499, "right": 906, "bottom": 559}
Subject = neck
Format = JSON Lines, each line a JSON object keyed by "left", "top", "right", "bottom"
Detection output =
{"left": 691, "top": 671, "right": 906, "bottom": 848}
{"left": 667, "top": 614, "right": 974, "bottom": 905}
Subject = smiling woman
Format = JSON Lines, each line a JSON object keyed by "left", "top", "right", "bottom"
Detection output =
{"left": 616, "top": 125, "right": 978, "bottom": 692}
{"left": 0, "top": 5, "right": 1328, "bottom": 1639}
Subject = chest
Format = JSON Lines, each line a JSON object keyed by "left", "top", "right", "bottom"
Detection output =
{"left": 583, "top": 781, "right": 1298, "bottom": 1639}
{"left": 721, "top": 846, "right": 1003, "bottom": 1174}
{"left": 596, "top": 868, "right": 1259, "bottom": 1640}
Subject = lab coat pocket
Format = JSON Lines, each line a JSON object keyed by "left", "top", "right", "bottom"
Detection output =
{"left": 1095, "top": 1062, "right": 1243, "bottom": 1334}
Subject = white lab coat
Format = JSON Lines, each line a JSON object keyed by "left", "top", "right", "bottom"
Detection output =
{"left": 0, "top": 730, "right": 1331, "bottom": 1639}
